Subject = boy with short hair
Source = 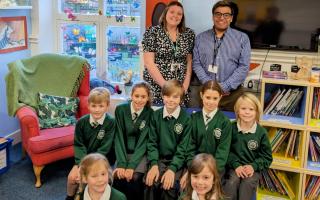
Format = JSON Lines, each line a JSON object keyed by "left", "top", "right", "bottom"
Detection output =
{"left": 145, "top": 79, "right": 191, "bottom": 200}
{"left": 66, "top": 87, "right": 115, "bottom": 200}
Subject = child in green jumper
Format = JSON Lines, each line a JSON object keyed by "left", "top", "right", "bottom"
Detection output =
{"left": 224, "top": 93, "right": 273, "bottom": 200}
{"left": 76, "top": 153, "right": 126, "bottom": 200}
{"left": 145, "top": 79, "right": 192, "bottom": 200}
{"left": 113, "top": 82, "right": 154, "bottom": 200}
{"left": 181, "top": 80, "right": 232, "bottom": 189}
{"left": 66, "top": 87, "right": 115, "bottom": 200}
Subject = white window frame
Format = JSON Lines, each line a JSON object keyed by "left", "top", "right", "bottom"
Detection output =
{"left": 53, "top": 0, "right": 145, "bottom": 82}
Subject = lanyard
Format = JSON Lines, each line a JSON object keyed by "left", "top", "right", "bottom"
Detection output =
{"left": 213, "top": 35, "right": 223, "bottom": 65}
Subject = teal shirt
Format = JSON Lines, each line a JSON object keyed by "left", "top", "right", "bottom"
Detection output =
{"left": 74, "top": 114, "right": 115, "bottom": 164}
{"left": 114, "top": 102, "right": 153, "bottom": 169}
{"left": 147, "top": 107, "right": 191, "bottom": 172}
{"left": 187, "top": 110, "right": 232, "bottom": 172}
{"left": 228, "top": 121, "right": 273, "bottom": 172}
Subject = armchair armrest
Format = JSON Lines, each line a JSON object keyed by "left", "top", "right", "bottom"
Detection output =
{"left": 16, "top": 106, "right": 41, "bottom": 149}
{"left": 77, "top": 95, "right": 89, "bottom": 118}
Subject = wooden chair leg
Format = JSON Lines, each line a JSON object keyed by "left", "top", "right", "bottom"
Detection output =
{"left": 33, "top": 165, "right": 44, "bottom": 188}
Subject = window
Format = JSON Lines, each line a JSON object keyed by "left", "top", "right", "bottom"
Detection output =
{"left": 55, "top": 0, "right": 144, "bottom": 83}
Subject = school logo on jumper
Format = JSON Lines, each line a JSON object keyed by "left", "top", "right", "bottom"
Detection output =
{"left": 174, "top": 123, "right": 183, "bottom": 134}
{"left": 214, "top": 128, "right": 222, "bottom": 139}
{"left": 97, "top": 130, "right": 105, "bottom": 140}
{"left": 139, "top": 120, "right": 146, "bottom": 130}
{"left": 247, "top": 140, "right": 258, "bottom": 150}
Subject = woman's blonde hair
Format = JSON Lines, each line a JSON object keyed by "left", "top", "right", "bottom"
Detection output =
{"left": 183, "top": 153, "right": 224, "bottom": 200}
{"left": 159, "top": 1, "right": 186, "bottom": 33}
{"left": 131, "top": 81, "right": 153, "bottom": 107}
{"left": 234, "top": 92, "right": 262, "bottom": 122}
{"left": 88, "top": 87, "right": 110, "bottom": 105}
{"left": 75, "top": 153, "right": 112, "bottom": 200}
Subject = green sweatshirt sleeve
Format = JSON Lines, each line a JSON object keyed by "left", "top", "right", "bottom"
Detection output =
{"left": 168, "top": 117, "right": 192, "bottom": 172}
{"left": 251, "top": 131, "right": 273, "bottom": 171}
{"left": 96, "top": 116, "right": 115, "bottom": 157}
{"left": 215, "top": 118, "right": 232, "bottom": 172}
{"left": 74, "top": 119, "right": 87, "bottom": 165}
{"left": 127, "top": 125, "right": 149, "bottom": 169}
{"left": 147, "top": 113, "right": 159, "bottom": 167}
{"left": 114, "top": 106, "right": 128, "bottom": 168}
{"left": 185, "top": 114, "right": 197, "bottom": 167}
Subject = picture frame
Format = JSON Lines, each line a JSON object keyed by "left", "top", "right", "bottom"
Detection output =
{"left": 0, "top": 16, "right": 28, "bottom": 54}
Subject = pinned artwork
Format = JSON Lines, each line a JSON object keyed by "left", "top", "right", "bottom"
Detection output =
{"left": 0, "top": 16, "right": 28, "bottom": 54}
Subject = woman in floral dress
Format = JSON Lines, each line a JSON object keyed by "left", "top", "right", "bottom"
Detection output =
{"left": 142, "top": 1, "right": 195, "bottom": 105}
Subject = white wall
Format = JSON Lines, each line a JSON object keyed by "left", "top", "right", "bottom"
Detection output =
{"left": 182, "top": 0, "right": 218, "bottom": 35}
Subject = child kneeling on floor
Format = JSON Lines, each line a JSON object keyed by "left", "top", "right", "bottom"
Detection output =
{"left": 75, "top": 153, "right": 126, "bottom": 200}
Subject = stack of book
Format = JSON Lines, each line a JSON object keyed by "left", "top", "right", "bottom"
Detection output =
{"left": 260, "top": 169, "right": 295, "bottom": 200}
{"left": 262, "top": 70, "right": 288, "bottom": 79}
{"left": 264, "top": 88, "right": 304, "bottom": 116}
{"left": 309, "top": 135, "right": 320, "bottom": 162}
{"left": 312, "top": 88, "right": 320, "bottom": 119}
{"left": 305, "top": 175, "right": 320, "bottom": 199}
{"left": 270, "top": 128, "right": 300, "bottom": 160}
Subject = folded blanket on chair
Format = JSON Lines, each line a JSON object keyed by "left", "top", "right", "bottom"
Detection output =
{"left": 5, "top": 53, "right": 88, "bottom": 116}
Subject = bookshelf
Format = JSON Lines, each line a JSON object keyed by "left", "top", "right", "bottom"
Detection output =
{"left": 258, "top": 78, "right": 320, "bottom": 200}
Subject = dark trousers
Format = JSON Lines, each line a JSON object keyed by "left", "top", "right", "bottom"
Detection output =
{"left": 219, "top": 86, "right": 244, "bottom": 112}
{"left": 223, "top": 169, "right": 260, "bottom": 200}
{"left": 144, "top": 161, "right": 182, "bottom": 200}
{"left": 188, "top": 82, "right": 244, "bottom": 112}
{"left": 113, "top": 172, "right": 144, "bottom": 200}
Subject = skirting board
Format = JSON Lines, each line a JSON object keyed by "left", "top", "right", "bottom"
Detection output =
{"left": 5, "top": 129, "right": 21, "bottom": 145}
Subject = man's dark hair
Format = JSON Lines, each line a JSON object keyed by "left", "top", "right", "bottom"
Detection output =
{"left": 212, "top": 0, "right": 234, "bottom": 15}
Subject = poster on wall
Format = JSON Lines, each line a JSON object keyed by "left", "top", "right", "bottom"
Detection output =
{"left": 0, "top": 16, "right": 28, "bottom": 54}
{"left": 146, "top": 0, "right": 174, "bottom": 28}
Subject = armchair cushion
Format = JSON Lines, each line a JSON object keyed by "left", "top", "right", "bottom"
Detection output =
{"left": 28, "top": 126, "right": 75, "bottom": 154}
{"left": 38, "top": 93, "right": 79, "bottom": 129}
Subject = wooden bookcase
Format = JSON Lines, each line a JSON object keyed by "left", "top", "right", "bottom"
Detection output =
{"left": 258, "top": 78, "right": 320, "bottom": 200}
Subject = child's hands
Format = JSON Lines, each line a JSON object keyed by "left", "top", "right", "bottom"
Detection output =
{"left": 113, "top": 168, "right": 126, "bottom": 179}
{"left": 125, "top": 169, "right": 134, "bottom": 182}
{"left": 179, "top": 171, "right": 188, "bottom": 190}
{"left": 68, "top": 165, "right": 81, "bottom": 184}
{"left": 243, "top": 165, "right": 254, "bottom": 177}
{"left": 235, "top": 166, "right": 248, "bottom": 178}
{"left": 146, "top": 165, "right": 160, "bottom": 186}
{"left": 161, "top": 169, "right": 175, "bottom": 190}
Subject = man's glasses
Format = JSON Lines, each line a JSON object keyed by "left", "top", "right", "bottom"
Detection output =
{"left": 214, "top": 12, "right": 232, "bottom": 19}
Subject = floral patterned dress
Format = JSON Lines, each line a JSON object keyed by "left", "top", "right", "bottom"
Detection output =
{"left": 142, "top": 25, "right": 195, "bottom": 105}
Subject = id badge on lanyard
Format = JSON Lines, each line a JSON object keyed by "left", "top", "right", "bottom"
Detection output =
{"left": 208, "top": 36, "right": 222, "bottom": 79}
{"left": 170, "top": 41, "right": 180, "bottom": 75}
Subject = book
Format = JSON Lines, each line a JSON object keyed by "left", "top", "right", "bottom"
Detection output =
{"left": 289, "top": 130, "right": 297, "bottom": 157}
{"left": 264, "top": 88, "right": 285, "bottom": 114}
{"left": 275, "top": 171, "right": 296, "bottom": 200}
{"left": 271, "top": 88, "right": 292, "bottom": 115}
{"left": 262, "top": 70, "right": 288, "bottom": 79}
{"left": 293, "top": 132, "right": 300, "bottom": 160}
{"left": 285, "top": 130, "right": 295, "bottom": 157}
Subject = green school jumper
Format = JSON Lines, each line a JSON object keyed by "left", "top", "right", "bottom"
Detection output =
{"left": 147, "top": 107, "right": 191, "bottom": 172}
{"left": 227, "top": 122, "right": 273, "bottom": 171}
{"left": 114, "top": 102, "right": 153, "bottom": 169}
{"left": 187, "top": 110, "right": 232, "bottom": 172}
{"left": 79, "top": 187, "right": 127, "bottom": 200}
{"left": 74, "top": 114, "right": 115, "bottom": 165}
